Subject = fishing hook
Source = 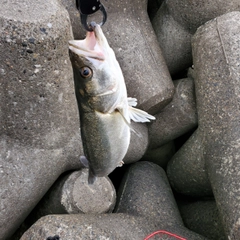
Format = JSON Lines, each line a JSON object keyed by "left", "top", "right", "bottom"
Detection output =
{"left": 76, "top": 0, "right": 107, "bottom": 31}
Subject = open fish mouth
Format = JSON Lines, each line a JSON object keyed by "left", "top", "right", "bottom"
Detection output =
{"left": 69, "top": 23, "right": 105, "bottom": 61}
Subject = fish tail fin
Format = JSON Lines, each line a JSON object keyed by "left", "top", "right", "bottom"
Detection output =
{"left": 128, "top": 106, "right": 156, "bottom": 123}
{"left": 88, "top": 169, "right": 97, "bottom": 184}
{"left": 80, "top": 156, "right": 97, "bottom": 184}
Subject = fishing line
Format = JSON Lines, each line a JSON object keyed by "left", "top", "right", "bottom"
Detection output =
{"left": 144, "top": 230, "right": 187, "bottom": 240}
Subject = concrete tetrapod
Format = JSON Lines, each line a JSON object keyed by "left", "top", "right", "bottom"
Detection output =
{"left": 178, "top": 199, "right": 225, "bottom": 240}
{"left": 152, "top": 0, "right": 240, "bottom": 75}
{"left": 20, "top": 162, "right": 206, "bottom": 240}
{"left": 11, "top": 170, "right": 116, "bottom": 239}
{"left": 28, "top": 169, "right": 116, "bottom": 216}
{"left": 167, "top": 12, "right": 240, "bottom": 239}
{"left": 148, "top": 76, "right": 198, "bottom": 150}
{"left": 0, "top": 1, "right": 84, "bottom": 239}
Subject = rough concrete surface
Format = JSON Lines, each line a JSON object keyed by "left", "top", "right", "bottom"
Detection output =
{"left": 168, "top": 11, "right": 240, "bottom": 239}
{"left": 152, "top": 2, "right": 193, "bottom": 75}
{"left": 148, "top": 77, "right": 198, "bottom": 149}
{"left": 141, "top": 141, "right": 175, "bottom": 168}
{"left": 0, "top": 1, "right": 83, "bottom": 239}
{"left": 152, "top": 0, "right": 240, "bottom": 75}
{"left": 20, "top": 162, "right": 206, "bottom": 240}
{"left": 32, "top": 169, "right": 116, "bottom": 216}
{"left": 178, "top": 199, "right": 225, "bottom": 240}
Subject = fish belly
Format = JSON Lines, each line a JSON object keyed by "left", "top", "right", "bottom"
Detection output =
{"left": 80, "top": 110, "right": 130, "bottom": 177}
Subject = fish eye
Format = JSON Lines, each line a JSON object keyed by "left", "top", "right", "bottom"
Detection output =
{"left": 80, "top": 67, "right": 92, "bottom": 78}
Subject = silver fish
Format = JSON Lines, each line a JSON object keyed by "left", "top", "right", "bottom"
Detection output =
{"left": 69, "top": 23, "right": 155, "bottom": 184}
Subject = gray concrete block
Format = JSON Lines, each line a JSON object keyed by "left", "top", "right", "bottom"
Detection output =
{"left": 105, "top": 0, "right": 174, "bottom": 114}
{"left": 152, "top": 2, "right": 193, "bottom": 75}
{"left": 148, "top": 77, "right": 198, "bottom": 149}
{"left": 167, "top": 11, "right": 240, "bottom": 239}
{"left": 20, "top": 162, "right": 206, "bottom": 240}
{"left": 64, "top": 0, "right": 174, "bottom": 114}
{"left": 193, "top": 12, "right": 240, "bottom": 239}
{"left": 152, "top": 0, "right": 240, "bottom": 75}
{"left": 0, "top": 1, "right": 84, "bottom": 239}
{"left": 59, "top": 0, "right": 86, "bottom": 40}
{"left": 167, "top": 130, "right": 212, "bottom": 197}
{"left": 166, "top": 0, "right": 240, "bottom": 33}
{"left": 10, "top": 170, "right": 116, "bottom": 239}
{"left": 178, "top": 199, "right": 225, "bottom": 240}
{"left": 141, "top": 141, "right": 175, "bottom": 168}
{"left": 32, "top": 169, "right": 116, "bottom": 215}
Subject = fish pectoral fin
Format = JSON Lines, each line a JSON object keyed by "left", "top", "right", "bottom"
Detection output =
{"left": 127, "top": 97, "right": 155, "bottom": 122}
{"left": 128, "top": 106, "right": 156, "bottom": 123}
{"left": 127, "top": 97, "right": 138, "bottom": 107}
{"left": 80, "top": 156, "right": 89, "bottom": 168}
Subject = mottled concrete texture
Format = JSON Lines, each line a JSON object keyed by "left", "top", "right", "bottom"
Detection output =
{"left": 152, "top": 2, "right": 192, "bottom": 75}
{"left": 0, "top": 1, "right": 84, "bottom": 239}
{"left": 20, "top": 162, "right": 206, "bottom": 240}
{"left": 31, "top": 169, "right": 116, "bottom": 216}
{"left": 167, "top": 130, "right": 212, "bottom": 197}
{"left": 178, "top": 199, "right": 225, "bottom": 240}
{"left": 141, "top": 141, "right": 175, "bottom": 168}
{"left": 148, "top": 77, "right": 198, "bottom": 149}
{"left": 152, "top": 0, "right": 240, "bottom": 75}
{"left": 59, "top": 0, "right": 86, "bottom": 40}
{"left": 63, "top": 0, "right": 174, "bottom": 114}
{"left": 10, "top": 170, "right": 116, "bottom": 239}
{"left": 168, "top": 11, "right": 240, "bottom": 239}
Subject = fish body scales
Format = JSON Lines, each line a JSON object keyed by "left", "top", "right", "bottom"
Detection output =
{"left": 80, "top": 110, "right": 130, "bottom": 177}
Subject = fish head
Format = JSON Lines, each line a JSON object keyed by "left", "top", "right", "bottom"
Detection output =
{"left": 69, "top": 23, "right": 125, "bottom": 112}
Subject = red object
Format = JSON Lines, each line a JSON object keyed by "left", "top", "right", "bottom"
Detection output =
{"left": 144, "top": 230, "right": 187, "bottom": 240}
